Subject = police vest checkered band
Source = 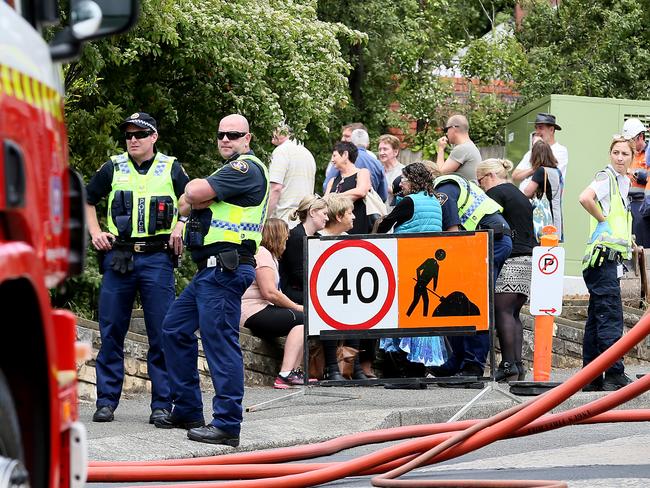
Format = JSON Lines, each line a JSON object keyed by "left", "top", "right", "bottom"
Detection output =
{"left": 210, "top": 219, "right": 262, "bottom": 233}
{"left": 118, "top": 162, "right": 131, "bottom": 174}
{"left": 153, "top": 163, "right": 166, "bottom": 176}
{"left": 114, "top": 153, "right": 129, "bottom": 164}
{"left": 210, "top": 219, "right": 240, "bottom": 232}
{"left": 460, "top": 189, "right": 486, "bottom": 224}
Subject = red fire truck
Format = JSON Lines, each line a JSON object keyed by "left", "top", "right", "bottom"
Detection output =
{"left": 0, "top": 1, "right": 137, "bottom": 486}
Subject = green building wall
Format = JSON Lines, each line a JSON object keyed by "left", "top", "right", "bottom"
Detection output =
{"left": 506, "top": 95, "right": 650, "bottom": 278}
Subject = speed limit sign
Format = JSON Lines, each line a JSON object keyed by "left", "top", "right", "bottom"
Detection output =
{"left": 308, "top": 238, "right": 398, "bottom": 334}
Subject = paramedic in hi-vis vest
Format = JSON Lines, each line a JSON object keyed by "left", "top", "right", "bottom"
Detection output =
{"left": 85, "top": 112, "right": 189, "bottom": 424}
{"left": 157, "top": 114, "right": 269, "bottom": 447}
{"left": 579, "top": 135, "right": 634, "bottom": 392}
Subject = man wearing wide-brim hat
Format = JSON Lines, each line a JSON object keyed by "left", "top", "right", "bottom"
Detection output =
{"left": 512, "top": 112, "right": 569, "bottom": 189}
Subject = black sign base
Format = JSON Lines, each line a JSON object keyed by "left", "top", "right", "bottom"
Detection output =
{"left": 509, "top": 380, "right": 562, "bottom": 396}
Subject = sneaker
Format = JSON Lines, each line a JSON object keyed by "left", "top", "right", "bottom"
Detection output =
{"left": 602, "top": 372, "right": 632, "bottom": 391}
{"left": 273, "top": 370, "right": 304, "bottom": 389}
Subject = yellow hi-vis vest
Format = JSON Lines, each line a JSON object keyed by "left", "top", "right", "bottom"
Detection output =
{"left": 582, "top": 167, "right": 632, "bottom": 270}
{"left": 434, "top": 175, "right": 503, "bottom": 231}
{"left": 107, "top": 152, "right": 178, "bottom": 238}
{"left": 203, "top": 154, "right": 270, "bottom": 250}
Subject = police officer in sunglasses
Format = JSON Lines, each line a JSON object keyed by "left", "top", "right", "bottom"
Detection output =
{"left": 85, "top": 112, "right": 189, "bottom": 424}
{"left": 157, "top": 114, "right": 269, "bottom": 447}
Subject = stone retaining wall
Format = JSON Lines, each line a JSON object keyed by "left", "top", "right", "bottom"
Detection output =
{"left": 77, "top": 300, "right": 650, "bottom": 400}
{"left": 76, "top": 313, "right": 283, "bottom": 401}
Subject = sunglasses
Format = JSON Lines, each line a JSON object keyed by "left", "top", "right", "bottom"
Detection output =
{"left": 443, "top": 125, "right": 460, "bottom": 134}
{"left": 124, "top": 130, "right": 153, "bottom": 140}
{"left": 477, "top": 174, "right": 490, "bottom": 185}
{"left": 612, "top": 134, "right": 633, "bottom": 141}
{"left": 217, "top": 131, "right": 248, "bottom": 141}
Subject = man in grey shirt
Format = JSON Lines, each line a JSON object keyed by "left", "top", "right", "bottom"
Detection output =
{"left": 436, "top": 114, "right": 481, "bottom": 183}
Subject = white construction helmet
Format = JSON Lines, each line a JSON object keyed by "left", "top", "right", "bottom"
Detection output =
{"left": 622, "top": 118, "right": 646, "bottom": 139}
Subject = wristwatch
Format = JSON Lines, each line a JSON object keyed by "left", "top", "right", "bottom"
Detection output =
{"left": 178, "top": 215, "right": 189, "bottom": 223}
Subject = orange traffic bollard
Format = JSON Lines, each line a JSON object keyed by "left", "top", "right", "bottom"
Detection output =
{"left": 532, "top": 225, "right": 560, "bottom": 382}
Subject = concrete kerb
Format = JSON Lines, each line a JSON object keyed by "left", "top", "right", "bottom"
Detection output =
{"left": 83, "top": 371, "right": 650, "bottom": 462}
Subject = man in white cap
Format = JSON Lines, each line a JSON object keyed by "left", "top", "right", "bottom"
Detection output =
{"left": 512, "top": 113, "right": 569, "bottom": 190}
{"left": 622, "top": 118, "right": 649, "bottom": 246}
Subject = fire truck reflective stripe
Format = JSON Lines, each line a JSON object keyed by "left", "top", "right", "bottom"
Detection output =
{"left": 11, "top": 68, "right": 23, "bottom": 100}
{"left": 1, "top": 64, "right": 13, "bottom": 96}
{"left": 32, "top": 77, "right": 42, "bottom": 109}
{"left": 0, "top": 63, "right": 63, "bottom": 122}
{"left": 22, "top": 72, "right": 33, "bottom": 105}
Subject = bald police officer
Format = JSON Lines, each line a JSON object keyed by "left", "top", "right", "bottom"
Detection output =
{"left": 86, "top": 112, "right": 188, "bottom": 423}
{"left": 156, "top": 114, "right": 269, "bottom": 446}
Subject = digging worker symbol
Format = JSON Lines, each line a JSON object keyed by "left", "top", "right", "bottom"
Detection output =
{"left": 406, "top": 249, "right": 446, "bottom": 316}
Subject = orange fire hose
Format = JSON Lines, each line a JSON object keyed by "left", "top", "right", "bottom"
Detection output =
{"left": 88, "top": 313, "right": 650, "bottom": 488}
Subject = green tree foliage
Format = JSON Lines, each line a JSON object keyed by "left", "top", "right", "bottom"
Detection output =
{"left": 316, "top": 0, "right": 519, "bottom": 149}
{"left": 515, "top": 0, "right": 650, "bottom": 100}
{"left": 62, "top": 0, "right": 362, "bottom": 317}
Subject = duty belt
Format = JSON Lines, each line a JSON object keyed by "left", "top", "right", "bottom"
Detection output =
{"left": 114, "top": 240, "right": 169, "bottom": 253}
{"left": 196, "top": 253, "right": 255, "bottom": 271}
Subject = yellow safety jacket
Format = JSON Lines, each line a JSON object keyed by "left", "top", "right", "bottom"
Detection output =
{"left": 107, "top": 152, "right": 178, "bottom": 238}
{"left": 203, "top": 154, "right": 270, "bottom": 250}
{"left": 434, "top": 175, "right": 503, "bottom": 231}
{"left": 582, "top": 167, "right": 632, "bottom": 270}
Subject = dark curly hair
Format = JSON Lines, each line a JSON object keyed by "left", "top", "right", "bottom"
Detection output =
{"left": 402, "top": 162, "right": 435, "bottom": 196}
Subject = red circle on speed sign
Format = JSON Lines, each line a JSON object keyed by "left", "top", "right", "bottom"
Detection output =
{"left": 309, "top": 240, "right": 396, "bottom": 330}
{"left": 538, "top": 253, "right": 558, "bottom": 275}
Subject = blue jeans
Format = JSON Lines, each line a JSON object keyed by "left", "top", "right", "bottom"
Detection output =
{"left": 162, "top": 264, "right": 255, "bottom": 436}
{"left": 446, "top": 235, "right": 513, "bottom": 372}
{"left": 582, "top": 260, "right": 624, "bottom": 375}
{"left": 96, "top": 251, "right": 174, "bottom": 410}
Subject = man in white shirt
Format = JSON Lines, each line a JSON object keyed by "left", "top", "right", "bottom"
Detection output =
{"left": 512, "top": 113, "right": 569, "bottom": 191}
{"left": 268, "top": 124, "right": 316, "bottom": 225}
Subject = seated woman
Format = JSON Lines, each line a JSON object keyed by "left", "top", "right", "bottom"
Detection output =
{"left": 317, "top": 194, "right": 371, "bottom": 381}
{"left": 279, "top": 195, "right": 329, "bottom": 304}
{"left": 241, "top": 218, "right": 306, "bottom": 389}
{"left": 321, "top": 194, "right": 355, "bottom": 236}
{"left": 376, "top": 163, "right": 447, "bottom": 382}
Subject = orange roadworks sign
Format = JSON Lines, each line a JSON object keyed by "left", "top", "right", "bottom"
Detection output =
{"left": 397, "top": 232, "right": 490, "bottom": 331}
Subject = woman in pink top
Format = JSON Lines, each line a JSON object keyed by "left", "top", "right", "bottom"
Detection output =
{"left": 240, "top": 219, "right": 305, "bottom": 389}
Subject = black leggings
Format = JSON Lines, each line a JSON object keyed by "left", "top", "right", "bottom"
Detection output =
{"left": 244, "top": 305, "right": 303, "bottom": 337}
{"left": 494, "top": 292, "right": 527, "bottom": 364}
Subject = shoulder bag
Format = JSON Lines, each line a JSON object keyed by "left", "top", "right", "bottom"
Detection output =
{"left": 531, "top": 169, "right": 553, "bottom": 242}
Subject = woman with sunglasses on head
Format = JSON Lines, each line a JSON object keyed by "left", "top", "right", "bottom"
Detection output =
{"left": 476, "top": 158, "right": 536, "bottom": 382}
{"left": 279, "top": 195, "right": 328, "bottom": 305}
{"left": 522, "top": 140, "right": 564, "bottom": 241}
{"left": 578, "top": 136, "right": 635, "bottom": 392}
{"left": 325, "top": 141, "right": 372, "bottom": 234}
{"left": 241, "top": 219, "right": 307, "bottom": 389}
{"left": 376, "top": 163, "right": 447, "bottom": 385}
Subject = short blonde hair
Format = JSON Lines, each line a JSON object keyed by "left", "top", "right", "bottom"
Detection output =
{"left": 610, "top": 136, "right": 636, "bottom": 156}
{"left": 476, "top": 158, "right": 514, "bottom": 180}
{"left": 324, "top": 194, "right": 353, "bottom": 223}
{"left": 420, "top": 160, "right": 441, "bottom": 178}
{"left": 378, "top": 134, "right": 400, "bottom": 150}
{"left": 290, "top": 195, "right": 327, "bottom": 223}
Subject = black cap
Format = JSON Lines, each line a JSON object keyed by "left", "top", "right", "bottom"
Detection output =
{"left": 119, "top": 112, "right": 157, "bottom": 132}
{"left": 532, "top": 113, "right": 561, "bottom": 131}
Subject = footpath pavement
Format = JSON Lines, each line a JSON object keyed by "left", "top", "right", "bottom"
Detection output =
{"left": 82, "top": 366, "right": 650, "bottom": 463}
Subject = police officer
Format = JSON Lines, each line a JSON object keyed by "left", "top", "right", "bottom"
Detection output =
{"left": 432, "top": 173, "right": 512, "bottom": 382}
{"left": 156, "top": 114, "right": 269, "bottom": 447}
{"left": 579, "top": 136, "right": 634, "bottom": 392}
{"left": 86, "top": 112, "right": 189, "bottom": 423}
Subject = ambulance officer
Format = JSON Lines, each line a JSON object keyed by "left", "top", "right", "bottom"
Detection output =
{"left": 579, "top": 135, "right": 634, "bottom": 391}
{"left": 86, "top": 112, "right": 189, "bottom": 423}
{"left": 156, "top": 114, "right": 269, "bottom": 447}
